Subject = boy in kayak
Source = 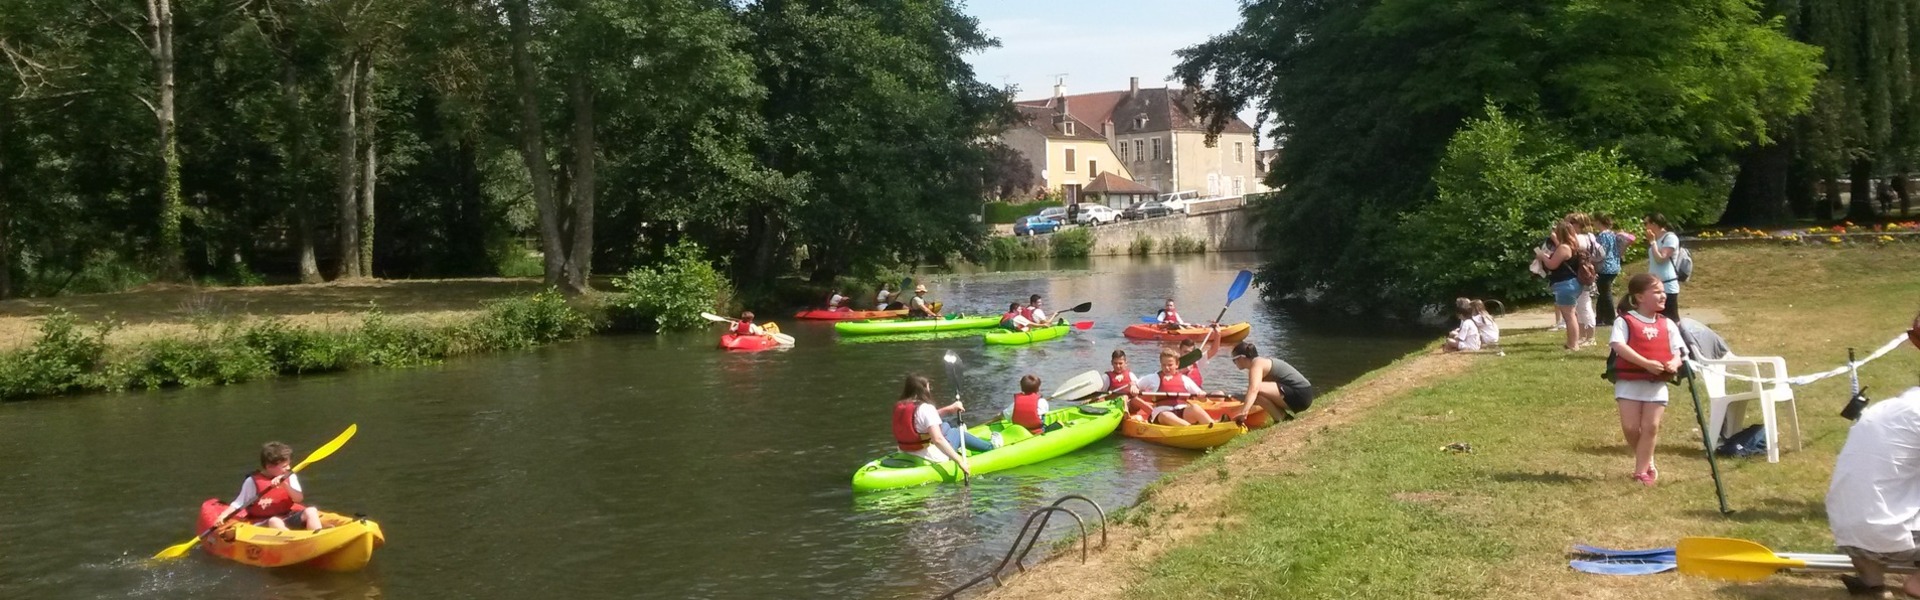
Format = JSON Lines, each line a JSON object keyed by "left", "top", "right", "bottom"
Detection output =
{"left": 211, "top": 442, "right": 324, "bottom": 531}
{"left": 1156, "top": 299, "right": 1190, "bottom": 330}
{"left": 999, "top": 302, "right": 1035, "bottom": 331}
{"left": 1002, "top": 374, "right": 1061, "bottom": 434}
{"left": 1176, "top": 339, "right": 1207, "bottom": 386}
{"left": 825, "top": 289, "right": 849, "bottom": 311}
{"left": 1145, "top": 347, "right": 1217, "bottom": 426}
{"left": 732, "top": 311, "right": 766, "bottom": 336}
{"left": 892, "top": 374, "right": 994, "bottom": 475}
{"left": 1025, "top": 295, "right": 1058, "bottom": 327}
{"left": 1109, "top": 349, "right": 1149, "bottom": 416}
{"left": 908, "top": 285, "right": 940, "bottom": 318}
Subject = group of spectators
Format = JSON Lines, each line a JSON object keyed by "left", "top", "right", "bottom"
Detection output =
{"left": 1532, "top": 212, "right": 1683, "bottom": 351}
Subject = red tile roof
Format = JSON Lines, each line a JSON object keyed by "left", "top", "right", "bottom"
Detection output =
{"left": 1018, "top": 86, "right": 1256, "bottom": 136}
{"left": 1082, "top": 171, "right": 1158, "bottom": 194}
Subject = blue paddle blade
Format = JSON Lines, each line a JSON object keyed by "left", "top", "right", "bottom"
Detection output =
{"left": 1570, "top": 559, "right": 1675, "bottom": 576}
{"left": 1226, "top": 269, "right": 1254, "bottom": 305}
{"left": 1572, "top": 544, "right": 1677, "bottom": 559}
{"left": 1140, "top": 316, "right": 1161, "bottom": 324}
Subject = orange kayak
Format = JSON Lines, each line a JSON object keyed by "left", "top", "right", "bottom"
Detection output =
{"left": 1122, "top": 322, "right": 1252, "bottom": 343}
{"left": 793, "top": 308, "right": 908, "bottom": 320}
{"left": 1120, "top": 416, "right": 1247, "bottom": 449}
{"left": 194, "top": 498, "right": 385, "bottom": 572}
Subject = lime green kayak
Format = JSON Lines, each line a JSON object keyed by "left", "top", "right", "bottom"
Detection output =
{"left": 850, "top": 399, "right": 1124, "bottom": 491}
{"left": 833, "top": 315, "right": 1000, "bottom": 336}
{"left": 982, "top": 323, "right": 1072, "bottom": 346}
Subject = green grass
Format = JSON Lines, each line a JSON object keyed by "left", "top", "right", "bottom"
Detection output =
{"left": 1127, "top": 244, "right": 1920, "bottom": 599}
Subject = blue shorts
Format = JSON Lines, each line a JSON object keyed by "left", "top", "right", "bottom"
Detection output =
{"left": 1550, "top": 278, "right": 1582, "bottom": 306}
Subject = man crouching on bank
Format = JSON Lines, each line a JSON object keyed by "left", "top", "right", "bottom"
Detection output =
{"left": 1827, "top": 309, "right": 1920, "bottom": 597}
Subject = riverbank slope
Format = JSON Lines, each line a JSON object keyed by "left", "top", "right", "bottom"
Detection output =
{"left": 986, "top": 243, "right": 1920, "bottom": 599}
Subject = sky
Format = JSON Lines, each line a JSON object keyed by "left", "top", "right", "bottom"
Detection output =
{"left": 960, "top": 0, "right": 1260, "bottom": 138}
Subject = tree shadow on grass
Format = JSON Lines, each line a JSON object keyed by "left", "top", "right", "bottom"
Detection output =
{"left": 1490, "top": 470, "right": 1599, "bottom": 485}
{"left": 1571, "top": 442, "right": 1706, "bottom": 460}
{"left": 1716, "top": 579, "right": 1850, "bottom": 599}
{"left": 1683, "top": 496, "right": 1826, "bottom": 524}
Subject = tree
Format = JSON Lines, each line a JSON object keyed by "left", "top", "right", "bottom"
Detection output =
{"left": 86, "top": 0, "right": 187, "bottom": 281}
{"left": 1177, "top": 0, "right": 1820, "bottom": 313}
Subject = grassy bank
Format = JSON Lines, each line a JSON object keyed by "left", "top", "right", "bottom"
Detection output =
{"left": 990, "top": 243, "right": 1920, "bottom": 599}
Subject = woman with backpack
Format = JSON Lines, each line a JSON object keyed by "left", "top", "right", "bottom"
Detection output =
{"left": 1645, "top": 213, "right": 1683, "bottom": 321}
{"left": 1568, "top": 213, "right": 1601, "bottom": 347}
{"left": 1534, "top": 221, "right": 1586, "bottom": 351}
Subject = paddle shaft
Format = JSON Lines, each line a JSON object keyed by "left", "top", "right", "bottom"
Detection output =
{"left": 1676, "top": 325, "right": 1733, "bottom": 514}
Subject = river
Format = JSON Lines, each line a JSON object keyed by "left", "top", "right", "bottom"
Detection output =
{"left": 0, "top": 253, "right": 1429, "bottom": 599}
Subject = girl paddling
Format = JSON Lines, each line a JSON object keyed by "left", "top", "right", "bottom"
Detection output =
{"left": 890, "top": 374, "right": 993, "bottom": 477}
{"left": 1608, "top": 273, "right": 1688, "bottom": 486}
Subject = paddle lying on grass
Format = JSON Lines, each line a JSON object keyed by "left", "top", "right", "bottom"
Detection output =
{"left": 153, "top": 424, "right": 359, "bottom": 560}
{"left": 699, "top": 312, "right": 797, "bottom": 346}
{"left": 942, "top": 351, "right": 970, "bottom": 484}
{"left": 1676, "top": 537, "right": 1884, "bottom": 581}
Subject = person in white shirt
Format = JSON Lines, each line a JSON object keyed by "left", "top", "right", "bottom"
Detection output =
{"left": 1142, "top": 347, "right": 1216, "bottom": 426}
{"left": 1828, "top": 309, "right": 1920, "bottom": 596}
{"left": 1608, "top": 274, "right": 1689, "bottom": 486}
{"left": 1443, "top": 297, "right": 1480, "bottom": 352}
{"left": 1471, "top": 299, "right": 1501, "bottom": 352}
{"left": 888, "top": 374, "right": 993, "bottom": 474}
{"left": 826, "top": 289, "right": 849, "bottom": 311}
{"left": 1025, "top": 294, "right": 1056, "bottom": 326}
{"left": 875, "top": 284, "right": 894, "bottom": 309}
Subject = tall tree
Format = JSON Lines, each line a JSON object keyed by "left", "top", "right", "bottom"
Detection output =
{"left": 88, "top": 0, "right": 186, "bottom": 280}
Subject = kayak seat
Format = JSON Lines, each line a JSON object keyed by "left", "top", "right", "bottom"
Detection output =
{"left": 879, "top": 456, "right": 923, "bottom": 469}
{"left": 1078, "top": 405, "right": 1111, "bottom": 416}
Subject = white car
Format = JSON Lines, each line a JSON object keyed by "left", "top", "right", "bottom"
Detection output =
{"left": 1158, "top": 191, "right": 1201, "bottom": 214}
{"left": 1074, "top": 205, "right": 1120, "bottom": 225}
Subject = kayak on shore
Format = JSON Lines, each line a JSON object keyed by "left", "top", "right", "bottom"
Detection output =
{"left": 193, "top": 498, "right": 386, "bottom": 572}
{"left": 1119, "top": 397, "right": 1271, "bottom": 449}
{"left": 1122, "top": 322, "right": 1252, "bottom": 343}
{"left": 834, "top": 315, "right": 1001, "bottom": 336}
{"left": 982, "top": 322, "right": 1074, "bottom": 346}
{"left": 851, "top": 398, "right": 1126, "bottom": 491}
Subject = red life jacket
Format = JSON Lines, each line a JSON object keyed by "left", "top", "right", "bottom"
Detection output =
{"left": 731, "top": 320, "right": 756, "bottom": 335}
{"left": 1020, "top": 306, "right": 1038, "bottom": 321}
{"left": 1182, "top": 364, "right": 1204, "bottom": 387}
{"left": 1156, "top": 371, "right": 1191, "bottom": 406}
{"left": 892, "top": 400, "right": 931, "bottom": 451}
{"left": 1160, "top": 310, "right": 1183, "bottom": 324}
{"left": 1613, "top": 313, "right": 1676, "bottom": 381}
{"left": 1010, "top": 392, "right": 1045, "bottom": 434}
{"left": 1107, "top": 370, "right": 1135, "bottom": 393}
{"left": 234, "top": 472, "right": 303, "bottom": 521}
{"left": 1000, "top": 310, "right": 1022, "bottom": 328}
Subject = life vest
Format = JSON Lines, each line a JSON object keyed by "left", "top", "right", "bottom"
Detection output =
{"left": 892, "top": 400, "right": 931, "bottom": 451}
{"left": 1107, "top": 370, "right": 1135, "bottom": 393}
{"left": 1010, "top": 392, "right": 1045, "bottom": 434}
{"left": 1156, "top": 371, "right": 1192, "bottom": 406}
{"left": 1020, "top": 306, "right": 1038, "bottom": 321}
{"left": 1613, "top": 313, "right": 1676, "bottom": 381}
{"left": 233, "top": 472, "right": 302, "bottom": 521}
{"left": 731, "top": 320, "right": 756, "bottom": 336}
{"left": 1159, "top": 309, "right": 1183, "bottom": 324}
{"left": 1182, "top": 364, "right": 1204, "bottom": 387}
{"left": 1000, "top": 310, "right": 1023, "bottom": 329}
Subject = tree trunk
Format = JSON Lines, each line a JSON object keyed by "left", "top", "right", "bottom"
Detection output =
{"left": 1721, "top": 140, "right": 1793, "bottom": 226}
{"left": 1847, "top": 159, "right": 1878, "bottom": 222}
{"left": 505, "top": 0, "right": 568, "bottom": 289}
{"left": 148, "top": 0, "right": 186, "bottom": 281}
{"left": 356, "top": 57, "right": 376, "bottom": 279}
{"left": 333, "top": 54, "right": 361, "bottom": 280}
{"left": 564, "top": 70, "right": 594, "bottom": 293}
{"left": 0, "top": 101, "right": 11, "bottom": 300}
{"left": 280, "top": 59, "right": 323, "bottom": 284}
{"left": 1821, "top": 175, "right": 1842, "bottom": 220}
{"left": 1901, "top": 176, "right": 1914, "bottom": 216}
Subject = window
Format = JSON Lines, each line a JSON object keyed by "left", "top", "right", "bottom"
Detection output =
{"left": 1118, "top": 143, "right": 1129, "bottom": 162}
{"left": 1089, "top": 160, "right": 1098, "bottom": 176}
{"left": 1132, "top": 140, "right": 1144, "bottom": 162}
{"left": 1151, "top": 139, "right": 1162, "bottom": 161}
{"left": 1233, "top": 177, "right": 1245, "bottom": 196}
{"left": 1063, "top": 121, "right": 1075, "bottom": 136}
{"left": 1064, "top": 149, "right": 1076, "bottom": 172}
{"left": 1235, "top": 142, "right": 1245, "bottom": 163}
{"left": 1134, "top": 116, "right": 1148, "bottom": 129}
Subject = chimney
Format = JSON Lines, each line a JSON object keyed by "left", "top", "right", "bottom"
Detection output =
{"left": 1103, "top": 120, "right": 1114, "bottom": 140}
{"left": 1128, "top": 77, "right": 1139, "bottom": 98}
{"left": 1053, "top": 76, "right": 1068, "bottom": 102}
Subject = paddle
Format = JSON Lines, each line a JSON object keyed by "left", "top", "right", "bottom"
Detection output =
{"left": 1181, "top": 270, "right": 1256, "bottom": 365}
{"left": 1047, "top": 370, "right": 1107, "bottom": 404}
{"left": 1676, "top": 537, "right": 1828, "bottom": 581}
{"left": 942, "top": 350, "right": 969, "bottom": 484}
{"left": 153, "top": 424, "right": 359, "bottom": 560}
{"left": 699, "top": 312, "right": 796, "bottom": 346}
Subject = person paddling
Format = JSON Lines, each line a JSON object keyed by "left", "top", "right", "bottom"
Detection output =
{"left": 1177, "top": 339, "right": 1208, "bottom": 386}
{"left": 999, "top": 302, "right": 1035, "bottom": 331}
{"left": 908, "top": 285, "right": 939, "bottom": 318}
{"left": 211, "top": 442, "right": 325, "bottom": 532}
{"left": 731, "top": 311, "right": 766, "bottom": 336}
{"left": 875, "top": 283, "right": 895, "bottom": 310}
{"left": 1025, "top": 294, "right": 1058, "bottom": 327}
{"left": 1156, "top": 299, "right": 1190, "bottom": 330}
{"left": 891, "top": 374, "right": 994, "bottom": 475}
{"left": 1144, "top": 347, "right": 1217, "bottom": 426}
{"left": 1229, "top": 341, "right": 1315, "bottom": 422}
{"left": 825, "top": 288, "right": 850, "bottom": 312}
{"left": 1001, "top": 374, "right": 1060, "bottom": 434}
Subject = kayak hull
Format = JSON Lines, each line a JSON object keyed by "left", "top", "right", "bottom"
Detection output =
{"left": 834, "top": 315, "right": 1000, "bottom": 336}
{"left": 194, "top": 498, "right": 385, "bottom": 572}
{"left": 1120, "top": 416, "right": 1247, "bottom": 449}
{"left": 851, "top": 399, "right": 1125, "bottom": 491}
{"left": 719, "top": 333, "right": 782, "bottom": 351}
{"left": 1122, "top": 322, "right": 1252, "bottom": 343}
{"left": 982, "top": 323, "right": 1072, "bottom": 346}
{"left": 794, "top": 308, "right": 908, "bottom": 321}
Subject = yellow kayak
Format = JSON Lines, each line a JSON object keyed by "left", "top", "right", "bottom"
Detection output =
{"left": 1120, "top": 414, "right": 1248, "bottom": 449}
{"left": 195, "top": 498, "right": 386, "bottom": 572}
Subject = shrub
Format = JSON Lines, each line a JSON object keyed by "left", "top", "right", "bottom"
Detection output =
{"left": 1167, "top": 235, "right": 1206, "bottom": 254}
{"left": 240, "top": 318, "right": 356, "bottom": 374}
{"left": 984, "top": 200, "right": 1062, "bottom": 224}
{"left": 353, "top": 309, "right": 452, "bottom": 367}
{"left": 468, "top": 291, "right": 598, "bottom": 349}
{"left": 984, "top": 236, "right": 1044, "bottom": 261}
{"left": 108, "top": 333, "right": 275, "bottom": 390}
{"left": 606, "top": 240, "right": 734, "bottom": 332}
{"left": 1051, "top": 228, "right": 1095, "bottom": 258}
{"left": 0, "top": 311, "right": 111, "bottom": 400}
{"left": 1129, "top": 237, "right": 1156, "bottom": 255}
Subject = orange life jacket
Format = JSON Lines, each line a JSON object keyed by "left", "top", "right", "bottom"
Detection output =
{"left": 1010, "top": 392, "right": 1045, "bottom": 434}
{"left": 892, "top": 400, "right": 931, "bottom": 451}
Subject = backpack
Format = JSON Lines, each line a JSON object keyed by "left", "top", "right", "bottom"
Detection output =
{"left": 1673, "top": 247, "right": 1693, "bottom": 283}
{"left": 1572, "top": 242, "right": 1598, "bottom": 285}
{"left": 1714, "top": 424, "right": 1767, "bottom": 458}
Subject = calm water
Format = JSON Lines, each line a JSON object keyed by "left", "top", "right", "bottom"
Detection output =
{"left": 0, "top": 253, "right": 1428, "bottom": 599}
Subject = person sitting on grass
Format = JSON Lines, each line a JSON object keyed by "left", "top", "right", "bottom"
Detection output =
{"left": 1444, "top": 297, "right": 1482, "bottom": 353}
{"left": 1143, "top": 347, "right": 1217, "bottom": 426}
{"left": 1471, "top": 299, "right": 1502, "bottom": 353}
{"left": 1829, "top": 308, "right": 1920, "bottom": 598}
{"left": 890, "top": 374, "right": 994, "bottom": 475}
{"left": 731, "top": 311, "right": 765, "bottom": 336}
{"left": 1229, "top": 341, "right": 1315, "bottom": 422}
{"left": 998, "top": 302, "right": 1035, "bottom": 332}
{"left": 1001, "top": 374, "right": 1061, "bottom": 434}
{"left": 211, "top": 442, "right": 324, "bottom": 531}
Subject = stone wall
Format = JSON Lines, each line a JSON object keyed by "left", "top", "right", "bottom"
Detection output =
{"left": 1013, "top": 206, "right": 1264, "bottom": 256}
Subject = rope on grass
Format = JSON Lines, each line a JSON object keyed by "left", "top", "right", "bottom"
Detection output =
{"left": 1684, "top": 332, "right": 1911, "bottom": 387}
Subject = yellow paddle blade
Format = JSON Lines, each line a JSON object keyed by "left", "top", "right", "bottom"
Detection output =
{"left": 1677, "top": 537, "right": 1807, "bottom": 581}
{"left": 763, "top": 322, "right": 781, "bottom": 334}
{"left": 293, "top": 424, "right": 358, "bottom": 473}
{"left": 152, "top": 536, "right": 202, "bottom": 560}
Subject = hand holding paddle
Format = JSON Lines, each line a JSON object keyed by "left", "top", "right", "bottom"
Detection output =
{"left": 699, "top": 312, "right": 796, "bottom": 346}
{"left": 1176, "top": 270, "right": 1254, "bottom": 367}
{"left": 942, "top": 351, "right": 971, "bottom": 482}
{"left": 153, "top": 424, "right": 359, "bottom": 560}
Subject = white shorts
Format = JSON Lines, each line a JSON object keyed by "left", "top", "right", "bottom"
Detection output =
{"left": 1614, "top": 380, "right": 1670, "bottom": 404}
{"left": 1149, "top": 404, "right": 1190, "bottom": 419}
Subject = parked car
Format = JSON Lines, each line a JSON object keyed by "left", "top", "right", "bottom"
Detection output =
{"left": 1158, "top": 191, "right": 1201, "bottom": 214}
{"left": 1036, "top": 207, "right": 1068, "bottom": 222}
{"left": 1014, "top": 215, "right": 1063, "bottom": 236}
{"left": 1122, "top": 200, "right": 1171, "bottom": 220}
{"left": 1075, "top": 205, "right": 1121, "bottom": 225}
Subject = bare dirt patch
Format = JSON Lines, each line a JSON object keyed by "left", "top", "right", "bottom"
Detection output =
{"left": 979, "top": 351, "right": 1475, "bottom": 600}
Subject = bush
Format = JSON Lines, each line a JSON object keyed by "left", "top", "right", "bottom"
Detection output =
{"left": 1130, "top": 237, "right": 1156, "bottom": 256}
{"left": 1166, "top": 235, "right": 1206, "bottom": 254}
{"left": 353, "top": 309, "right": 453, "bottom": 367}
{"left": 0, "top": 311, "right": 111, "bottom": 400}
{"left": 468, "top": 291, "right": 598, "bottom": 349}
{"left": 606, "top": 240, "right": 734, "bottom": 332}
{"left": 984, "top": 236, "right": 1044, "bottom": 261}
{"left": 241, "top": 318, "right": 356, "bottom": 374}
{"left": 107, "top": 334, "right": 275, "bottom": 390}
{"left": 1051, "top": 228, "right": 1095, "bottom": 258}
{"left": 984, "top": 200, "right": 1062, "bottom": 224}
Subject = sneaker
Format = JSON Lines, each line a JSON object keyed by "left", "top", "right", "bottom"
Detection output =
{"left": 1634, "top": 471, "right": 1657, "bottom": 487}
{"left": 989, "top": 432, "right": 1004, "bottom": 448}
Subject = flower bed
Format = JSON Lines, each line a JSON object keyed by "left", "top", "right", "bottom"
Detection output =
{"left": 1689, "top": 221, "right": 1920, "bottom": 246}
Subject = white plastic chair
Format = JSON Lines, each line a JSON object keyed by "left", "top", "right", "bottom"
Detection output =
{"left": 1698, "top": 355, "right": 1800, "bottom": 463}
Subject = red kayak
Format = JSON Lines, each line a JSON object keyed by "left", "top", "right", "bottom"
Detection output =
{"left": 720, "top": 333, "right": 784, "bottom": 351}
{"left": 1122, "top": 322, "right": 1252, "bottom": 343}
{"left": 793, "top": 308, "right": 909, "bottom": 321}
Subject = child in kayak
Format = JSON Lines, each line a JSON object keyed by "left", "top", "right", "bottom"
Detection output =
{"left": 211, "top": 442, "right": 324, "bottom": 531}
{"left": 875, "top": 283, "right": 895, "bottom": 309}
{"left": 908, "top": 285, "right": 939, "bottom": 318}
{"left": 1109, "top": 349, "right": 1151, "bottom": 416}
{"left": 1176, "top": 339, "right": 1208, "bottom": 386}
{"left": 891, "top": 374, "right": 994, "bottom": 475}
{"left": 999, "top": 302, "right": 1035, "bottom": 331}
{"left": 826, "top": 289, "right": 849, "bottom": 311}
{"left": 732, "top": 311, "right": 766, "bottom": 336}
{"left": 1156, "top": 299, "right": 1189, "bottom": 330}
{"left": 1025, "top": 295, "right": 1057, "bottom": 327}
{"left": 1002, "top": 374, "right": 1061, "bottom": 434}
{"left": 1230, "top": 341, "right": 1315, "bottom": 422}
{"left": 1145, "top": 347, "right": 1217, "bottom": 426}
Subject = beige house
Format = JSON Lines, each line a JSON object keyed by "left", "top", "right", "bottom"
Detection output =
{"left": 1001, "top": 88, "right": 1132, "bottom": 204}
{"left": 1009, "top": 78, "right": 1260, "bottom": 200}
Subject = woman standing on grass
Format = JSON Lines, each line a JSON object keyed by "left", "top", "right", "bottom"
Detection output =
{"left": 1609, "top": 274, "right": 1688, "bottom": 486}
{"left": 1645, "top": 213, "right": 1683, "bottom": 321}
{"left": 1534, "top": 221, "right": 1584, "bottom": 351}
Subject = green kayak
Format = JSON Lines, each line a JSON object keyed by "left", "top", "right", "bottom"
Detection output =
{"left": 982, "top": 323, "right": 1072, "bottom": 346}
{"left": 833, "top": 315, "right": 1001, "bottom": 336}
{"left": 850, "top": 399, "right": 1124, "bottom": 491}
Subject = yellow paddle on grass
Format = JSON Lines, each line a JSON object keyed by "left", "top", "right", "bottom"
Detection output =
{"left": 1676, "top": 536, "right": 1855, "bottom": 581}
{"left": 152, "top": 424, "right": 359, "bottom": 560}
